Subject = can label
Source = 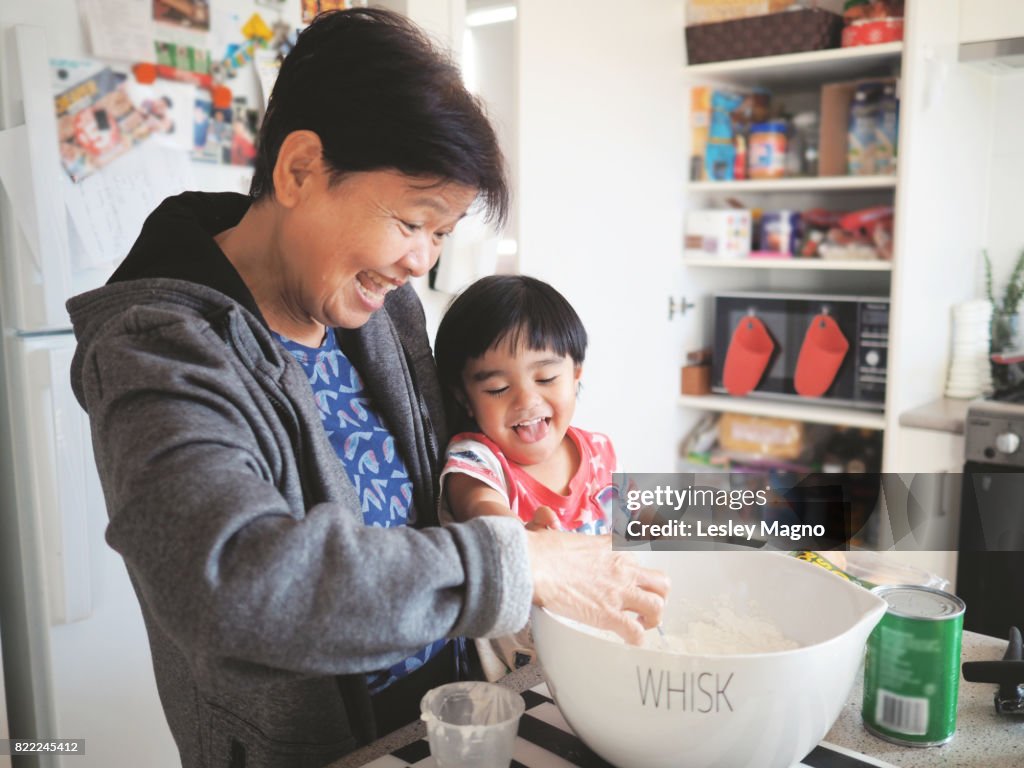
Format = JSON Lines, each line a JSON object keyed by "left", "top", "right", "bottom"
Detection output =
{"left": 862, "top": 585, "right": 965, "bottom": 747}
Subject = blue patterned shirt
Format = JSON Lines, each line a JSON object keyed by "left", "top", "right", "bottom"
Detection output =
{"left": 276, "top": 330, "right": 447, "bottom": 693}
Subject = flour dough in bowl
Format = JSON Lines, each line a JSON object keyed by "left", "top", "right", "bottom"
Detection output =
{"left": 531, "top": 551, "right": 886, "bottom": 768}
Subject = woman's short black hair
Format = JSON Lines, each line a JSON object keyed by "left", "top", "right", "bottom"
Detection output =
{"left": 435, "top": 275, "right": 588, "bottom": 433}
{"left": 250, "top": 8, "right": 508, "bottom": 226}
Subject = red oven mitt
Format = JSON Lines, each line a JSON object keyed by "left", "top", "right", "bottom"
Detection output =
{"left": 723, "top": 315, "right": 775, "bottom": 396}
{"left": 794, "top": 313, "right": 850, "bottom": 397}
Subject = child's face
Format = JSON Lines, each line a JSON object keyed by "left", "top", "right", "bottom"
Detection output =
{"left": 459, "top": 341, "right": 582, "bottom": 467}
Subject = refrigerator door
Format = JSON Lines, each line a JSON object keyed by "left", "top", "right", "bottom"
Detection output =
{"left": 1, "top": 335, "right": 177, "bottom": 768}
{"left": 0, "top": 15, "right": 201, "bottom": 335}
{"left": 0, "top": 23, "right": 75, "bottom": 333}
{"left": 0, "top": 621, "right": 10, "bottom": 768}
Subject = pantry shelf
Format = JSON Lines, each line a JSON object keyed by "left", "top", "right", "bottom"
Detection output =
{"left": 689, "top": 175, "right": 897, "bottom": 193}
{"left": 684, "top": 42, "right": 903, "bottom": 88}
{"left": 678, "top": 394, "right": 887, "bottom": 430}
{"left": 682, "top": 257, "right": 892, "bottom": 271}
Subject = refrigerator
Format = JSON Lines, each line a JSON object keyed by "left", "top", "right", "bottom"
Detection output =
{"left": 0, "top": 1, "right": 302, "bottom": 766}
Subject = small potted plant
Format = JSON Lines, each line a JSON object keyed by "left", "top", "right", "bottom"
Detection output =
{"left": 984, "top": 249, "right": 1024, "bottom": 393}
{"left": 985, "top": 250, "right": 1024, "bottom": 352}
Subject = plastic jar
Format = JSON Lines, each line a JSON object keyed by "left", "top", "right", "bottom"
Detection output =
{"left": 749, "top": 121, "right": 788, "bottom": 179}
{"left": 786, "top": 111, "right": 819, "bottom": 177}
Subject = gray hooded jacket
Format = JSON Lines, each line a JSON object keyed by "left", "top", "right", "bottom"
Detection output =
{"left": 66, "top": 192, "right": 530, "bottom": 767}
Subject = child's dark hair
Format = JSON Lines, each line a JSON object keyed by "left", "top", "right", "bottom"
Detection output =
{"left": 434, "top": 275, "right": 587, "bottom": 434}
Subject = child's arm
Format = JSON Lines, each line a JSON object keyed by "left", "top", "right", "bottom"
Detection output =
{"left": 445, "top": 472, "right": 561, "bottom": 529}
{"left": 445, "top": 471, "right": 518, "bottom": 521}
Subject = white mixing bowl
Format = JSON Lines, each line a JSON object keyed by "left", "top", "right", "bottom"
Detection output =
{"left": 532, "top": 551, "right": 887, "bottom": 768}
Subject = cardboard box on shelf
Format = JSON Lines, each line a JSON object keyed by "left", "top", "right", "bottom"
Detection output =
{"left": 818, "top": 76, "right": 898, "bottom": 177}
{"left": 685, "top": 209, "right": 753, "bottom": 259}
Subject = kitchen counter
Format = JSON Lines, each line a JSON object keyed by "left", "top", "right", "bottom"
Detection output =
{"left": 821, "top": 631, "right": 1020, "bottom": 767}
{"left": 331, "top": 631, "right": 1020, "bottom": 767}
{"left": 898, "top": 397, "right": 974, "bottom": 435}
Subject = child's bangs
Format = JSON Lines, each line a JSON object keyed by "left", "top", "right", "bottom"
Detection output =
{"left": 491, "top": 319, "right": 576, "bottom": 362}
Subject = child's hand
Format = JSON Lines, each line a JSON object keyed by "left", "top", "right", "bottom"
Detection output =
{"left": 526, "top": 505, "right": 563, "bottom": 531}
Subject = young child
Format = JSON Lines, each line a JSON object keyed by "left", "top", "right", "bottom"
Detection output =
{"left": 434, "top": 274, "right": 617, "bottom": 679}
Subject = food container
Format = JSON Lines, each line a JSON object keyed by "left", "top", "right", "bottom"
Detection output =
{"left": 863, "top": 586, "right": 965, "bottom": 747}
{"left": 718, "top": 412, "right": 804, "bottom": 459}
{"left": 685, "top": 209, "right": 752, "bottom": 260}
{"left": 532, "top": 551, "right": 887, "bottom": 768}
{"left": 749, "top": 121, "right": 788, "bottom": 179}
{"left": 681, "top": 364, "right": 712, "bottom": 395}
{"left": 686, "top": 9, "right": 844, "bottom": 65}
{"left": 759, "top": 210, "right": 802, "bottom": 255}
{"left": 847, "top": 80, "right": 899, "bottom": 176}
{"left": 842, "top": 16, "right": 904, "bottom": 47}
{"left": 420, "top": 682, "right": 525, "bottom": 768}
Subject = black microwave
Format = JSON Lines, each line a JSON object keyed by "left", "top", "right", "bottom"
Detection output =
{"left": 711, "top": 292, "right": 889, "bottom": 410}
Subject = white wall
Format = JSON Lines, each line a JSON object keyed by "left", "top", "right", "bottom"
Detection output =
{"left": 882, "top": 0, "right": 997, "bottom": 467}
{"left": 517, "top": 0, "right": 686, "bottom": 473}
{"left": 982, "top": 72, "right": 1024, "bottom": 302}
{"left": 465, "top": 0, "right": 518, "bottom": 247}
{"left": 413, "top": 1, "right": 518, "bottom": 338}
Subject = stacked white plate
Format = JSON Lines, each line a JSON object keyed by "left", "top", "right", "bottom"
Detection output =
{"left": 945, "top": 300, "right": 994, "bottom": 399}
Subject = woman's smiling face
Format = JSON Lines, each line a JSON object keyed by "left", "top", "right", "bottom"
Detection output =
{"left": 460, "top": 339, "right": 582, "bottom": 467}
{"left": 278, "top": 164, "right": 477, "bottom": 330}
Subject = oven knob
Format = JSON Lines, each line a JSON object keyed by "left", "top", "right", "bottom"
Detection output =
{"left": 995, "top": 431, "right": 1021, "bottom": 455}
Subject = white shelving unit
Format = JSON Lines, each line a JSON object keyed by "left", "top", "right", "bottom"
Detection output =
{"left": 682, "top": 257, "right": 892, "bottom": 271}
{"left": 678, "top": 394, "right": 887, "bottom": 430}
{"left": 689, "top": 175, "right": 897, "bottom": 193}
{"left": 686, "top": 42, "right": 903, "bottom": 88}
{"left": 679, "top": 18, "right": 903, "bottom": 463}
{"left": 679, "top": 0, "right": 995, "bottom": 477}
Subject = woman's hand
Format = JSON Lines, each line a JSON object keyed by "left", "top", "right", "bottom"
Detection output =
{"left": 525, "top": 529, "right": 669, "bottom": 645}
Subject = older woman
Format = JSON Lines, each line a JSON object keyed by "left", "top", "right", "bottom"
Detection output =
{"left": 68, "top": 8, "right": 667, "bottom": 768}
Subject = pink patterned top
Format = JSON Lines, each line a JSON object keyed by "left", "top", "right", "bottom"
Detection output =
{"left": 440, "top": 426, "right": 617, "bottom": 534}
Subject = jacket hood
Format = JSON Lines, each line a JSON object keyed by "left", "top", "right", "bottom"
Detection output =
{"left": 66, "top": 192, "right": 266, "bottom": 410}
{"left": 107, "top": 191, "right": 258, "bottom": 311}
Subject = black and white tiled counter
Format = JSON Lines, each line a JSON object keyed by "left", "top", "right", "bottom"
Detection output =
{"left": 332, "top": 632, "right": 1020, "bottom": 768}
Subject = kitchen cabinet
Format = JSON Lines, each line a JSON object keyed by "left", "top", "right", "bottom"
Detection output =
{"left": 959, "top": 0, "right": 1024, "bottom": 45}
{"left": 512, "top": 1, "right": 992, "bottom": 476}
{"left": 878, "top": 420, "right": 964, "bottom": 587}
{"left": 677, "top": 0, "right": 995, "bottom": 473}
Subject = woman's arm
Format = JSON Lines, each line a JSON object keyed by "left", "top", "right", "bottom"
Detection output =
{"left": 71, "top": 300, "right": 532, "bottom": 687}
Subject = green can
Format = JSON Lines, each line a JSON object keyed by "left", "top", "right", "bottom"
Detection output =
{"left": 862, "top": 585, "right": 965, "bottom": 746}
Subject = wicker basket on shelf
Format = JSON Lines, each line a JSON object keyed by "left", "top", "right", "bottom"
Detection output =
{"left": 686, "top": 8, "right": 844, "bottom": 65}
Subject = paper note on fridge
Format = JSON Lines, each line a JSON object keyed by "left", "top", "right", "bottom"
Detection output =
{"left": 79, "top": 0, "right": 156, "bottom": 63}
{"left": 0, "top": 125, "right": 43, "bottom": 264}
{"left": 63, "top": 143, "right": 194, "bottom": 271}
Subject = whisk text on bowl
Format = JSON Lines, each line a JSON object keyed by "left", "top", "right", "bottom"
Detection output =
{"left": 636, "top": 667, "right": 734, "bottom": 712}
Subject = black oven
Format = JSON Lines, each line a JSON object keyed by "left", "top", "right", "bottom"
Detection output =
{"left": 957, "top": 401, "right": 1024, "bottom": 638}
{"left": 711, "top": 292, "right": 888, "bottom": 410}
